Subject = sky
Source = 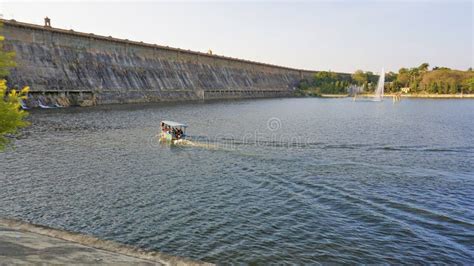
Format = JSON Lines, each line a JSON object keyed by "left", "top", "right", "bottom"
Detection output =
{"left": 0, "top": 0, "right": 472, "bottom": 73}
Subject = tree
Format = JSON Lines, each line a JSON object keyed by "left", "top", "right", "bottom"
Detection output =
{"left": 428, "top": 82, "right": 437, "bottom": 93}
{"left": 437, "top": 81, "right": 444, "bottom": 94}
{"left": 0, "top": 81, "right": 29, "bottom": 150}
{"left": 448, "top": 80, "right": 458, "bottom": 94}
{"left": 418, "top": 63, "right": 429, "bottom": 72}
{"left": 0, "top": 23, "right": 29, "bottom": 151}
{"left": 352, "top": 70, "right": 368, "bottom": 86}
{"left": 397, "top": 68, "right": 410, "bottom": 87}
{"left": 385, "top": 71, "right": 397, "bottom": 82}
{"left": 461, "top": 77, "right": 474, "bottom": 93}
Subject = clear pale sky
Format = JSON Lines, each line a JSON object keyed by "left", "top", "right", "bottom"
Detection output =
{"left": 0, "top": 0, "right": 472, "bottom": 73}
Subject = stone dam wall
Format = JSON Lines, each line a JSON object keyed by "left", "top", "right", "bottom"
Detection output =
{"left": 1, "top": 19, "right": 318, "bottom": 106}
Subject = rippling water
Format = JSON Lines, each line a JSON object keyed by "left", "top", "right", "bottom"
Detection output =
{"left": 1, "top": 98, "right": 473, "bottom": 263}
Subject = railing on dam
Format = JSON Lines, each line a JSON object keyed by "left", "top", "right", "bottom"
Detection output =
{"left": 0, "top": 18, "right": 317, "bottom": 75}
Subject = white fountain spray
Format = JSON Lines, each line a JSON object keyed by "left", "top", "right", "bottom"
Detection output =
{"left": 374, "top": 68, "right": 385, "bottom": 101}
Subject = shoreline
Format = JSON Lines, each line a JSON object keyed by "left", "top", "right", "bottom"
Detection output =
{"left": 382, "top": 93, "right": 474, "bottom": 99}
{"left": 0, "top": 217, "right": 212, "bottom": 265}
{"left": 320, "top": 94, "right": 474, "bottom": 99}
{"left": 390, "top": 94, "right": 474, "bottom": 99}
{"left": 20, "top": 93, "right": 474, "bottom": 111}
{"left": 319, "top": 94, "right": 349, "bottom": 98}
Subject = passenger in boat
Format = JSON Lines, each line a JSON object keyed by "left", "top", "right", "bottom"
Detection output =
{"left": 176, "top": 129, "right": 182, "bottom": 140}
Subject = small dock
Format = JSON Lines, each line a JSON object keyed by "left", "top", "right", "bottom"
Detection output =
{"left": 0, "top": 218, "right": 212, "bottom": 265}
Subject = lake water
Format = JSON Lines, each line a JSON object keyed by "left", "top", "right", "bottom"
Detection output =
{"left": 1, "top": 98, "right": 473, "bottom": 263}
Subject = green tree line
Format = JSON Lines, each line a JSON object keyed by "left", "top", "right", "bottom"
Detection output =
{"left": 297, "top": 63, "right": 474, "bottom": 96}
{"left": 388, "top": 63, "right": 474, "bottom": 94}
{"left": 296, "top": 71, "right": 353, "bottom": 96}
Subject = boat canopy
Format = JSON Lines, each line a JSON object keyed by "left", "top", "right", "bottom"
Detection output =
{"left": 161, "top": 120, "right": 188, "bottom": 128}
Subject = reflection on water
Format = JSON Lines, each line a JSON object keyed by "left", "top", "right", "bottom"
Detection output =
{"left": 1, "top": 98, "right": 473, "bottom": 263}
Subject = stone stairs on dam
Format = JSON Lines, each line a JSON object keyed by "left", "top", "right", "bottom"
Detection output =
{"left": 0, "top": 18, "right": 316, "bottom": 107}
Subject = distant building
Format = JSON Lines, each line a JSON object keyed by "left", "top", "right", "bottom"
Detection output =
{"left": 44, "top": 17, "right": 51, "bottom": 27}
{"left": 401, "top": 87, "right": 410, "bottom": 93}
{"left": 347, "top": 84, "right": 364, "bottom": 96}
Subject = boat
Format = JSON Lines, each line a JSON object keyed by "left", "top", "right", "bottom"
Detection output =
{"left": 158, "top": 120, "right": 188, "bottom": 144}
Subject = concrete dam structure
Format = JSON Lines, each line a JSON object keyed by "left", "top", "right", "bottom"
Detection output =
{"left": 1, "top": 19, "right": 317, "bottom": 106}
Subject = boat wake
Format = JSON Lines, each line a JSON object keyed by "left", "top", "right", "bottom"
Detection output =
{"left": 159, "top": 138, "right": 219, "bottom": 149}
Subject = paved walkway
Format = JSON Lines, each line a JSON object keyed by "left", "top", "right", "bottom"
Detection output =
{"left": 0, "top": 218, "right": 211, "bottom": 265}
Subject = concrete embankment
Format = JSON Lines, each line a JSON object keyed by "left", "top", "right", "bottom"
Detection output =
{"left": 0, "top": 19, "right": 321, "bottom": 107}
{"left": 0, "top": 218, "right": 212, "bottom": 265}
